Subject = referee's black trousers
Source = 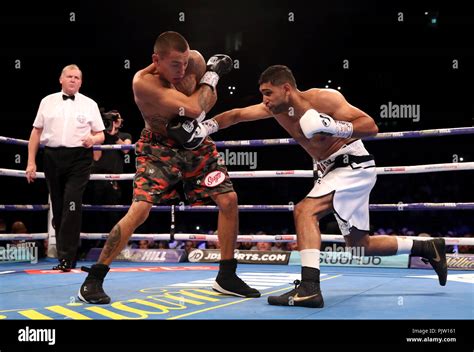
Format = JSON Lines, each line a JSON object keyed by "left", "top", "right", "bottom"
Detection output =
{"left": 44, "top": 147, "right": 93, "bottom": 262}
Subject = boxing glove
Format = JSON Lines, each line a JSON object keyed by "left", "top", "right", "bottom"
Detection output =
{"left": 299, "top": 109, "right": 353, "bottom": 139}
{"left": 183, "top": 118, "right": 220, "bottom": 150}
{"left": 199, "top": 54, "right": 233, "bottom": 91}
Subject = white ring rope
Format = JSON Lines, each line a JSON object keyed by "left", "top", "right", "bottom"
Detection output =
{"left": 1, "top": 162, "right": 473, "bottom": 181}
{"left": 1, "top": 232, "right": 473, "bottom": 246}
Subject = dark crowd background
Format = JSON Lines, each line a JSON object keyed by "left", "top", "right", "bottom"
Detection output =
{"left": 0, "top": 0, "right": 472, "bottom": 238}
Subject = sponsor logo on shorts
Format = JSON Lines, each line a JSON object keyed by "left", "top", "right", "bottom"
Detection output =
{"left": 203, "top": 171, "right": 225, "bottom": 187}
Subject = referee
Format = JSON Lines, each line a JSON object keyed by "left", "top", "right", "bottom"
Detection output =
{"left": 26, "top": 64, "right": 105, "bottom": 271}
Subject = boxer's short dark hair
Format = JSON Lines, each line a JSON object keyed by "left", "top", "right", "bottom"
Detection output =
{"left": 259, "top": 65, "right": 297, "bottom": 87}
{"left": 154, "top": 31, "right": 189, "bottom": 57}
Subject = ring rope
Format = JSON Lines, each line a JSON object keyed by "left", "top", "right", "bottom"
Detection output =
{"left": 2, "top": 203, "right": 474, "bottom": 212}
{"left": 2, "top": 162, "right": 473, "bottom": 181}
{"left": 1, "top": 126, "right": 473, "bottom": 150}
{"left": 1, "top": 232, "right": 473, "bottom": 246}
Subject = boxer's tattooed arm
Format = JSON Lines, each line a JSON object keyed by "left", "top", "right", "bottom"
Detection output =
{"left": 198, "top": 86, "right": 216, "bottom": 112}
{"left": 99, "top": 224, "right": 122, "bottom": 262}
{"left": 175, "top": 75, "right": 197, "bottom": 96}
{"left": 175, "top": 55, "right": 205, "bottom": 96}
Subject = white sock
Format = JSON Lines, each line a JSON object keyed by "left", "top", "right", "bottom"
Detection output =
{"left": 396, "top": 237, "right": 414, "bottom": 255}
{"left": 300, "top": 249, "right": 320, "bottom": 270}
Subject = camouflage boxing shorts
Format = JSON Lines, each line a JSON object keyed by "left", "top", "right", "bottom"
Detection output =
{"left": 133, "top": 128, "right": 234, "bottom": 205}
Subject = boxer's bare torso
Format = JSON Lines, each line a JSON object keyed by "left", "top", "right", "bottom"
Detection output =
{"left": 133, "top": 50, "right": 206, "bottom": 135}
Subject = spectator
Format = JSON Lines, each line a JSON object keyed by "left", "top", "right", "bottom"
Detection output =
{"left": 11, "top": 221, "right": 28, "bottom": 234}
{"left": 85, "top": 109, "right": 133, "bottom": 232}
{"left": 0, "top": 218, "right": 6, "bottom": 233}
{"left": 256, "top": 242, "right": 272, "bottom": 251}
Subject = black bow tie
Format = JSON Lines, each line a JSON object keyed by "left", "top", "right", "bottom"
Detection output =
{"left": 62, "top": 94, "right": 75, "bottom": 101}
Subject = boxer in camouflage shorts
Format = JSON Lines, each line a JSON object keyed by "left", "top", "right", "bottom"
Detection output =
{"left": 133, "top": 129, "right": 233, "bottom": 205}
{"left": 78, "top": 31, "right": 260, "bottom": 304}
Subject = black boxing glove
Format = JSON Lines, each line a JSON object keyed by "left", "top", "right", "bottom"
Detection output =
{"left": 182, "top": 118, "right": 219, "bottom": 150}
{"left": 166, "top": 116, "right": 199, "bottom": 145}
{"left": 199, "top": 54, "right": 233, "bottom": 91}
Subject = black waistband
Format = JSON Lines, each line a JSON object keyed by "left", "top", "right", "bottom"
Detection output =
{"left": 139, "top": 129, "right": 180, "bottom": 147}
{"left": 333, "top": 154, "right": 375, "bottom": 169}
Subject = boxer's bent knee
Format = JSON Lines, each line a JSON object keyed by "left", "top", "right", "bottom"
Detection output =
{"left": 213, "top": 191, "right": 238, "bottom": 213}
{"left": 294, "top": 196, "right": 332, "bottom": 222}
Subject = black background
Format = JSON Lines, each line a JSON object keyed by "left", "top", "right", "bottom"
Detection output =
{"left": 0, "top": 319, "right": 472, "bottom": 349}
{"left": 0, "top": 0, "right": 472, "bottom": 236}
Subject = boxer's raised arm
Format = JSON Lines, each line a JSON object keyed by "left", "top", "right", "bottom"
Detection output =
{"left": 133, "top": 74, "right": 216, "bottom": 119}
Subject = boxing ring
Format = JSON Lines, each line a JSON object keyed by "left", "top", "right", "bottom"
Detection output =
{"left": 0, "top": 128, "right": 473, "bottom": 320}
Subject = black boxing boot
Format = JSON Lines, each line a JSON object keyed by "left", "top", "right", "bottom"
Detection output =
{"left": 412, "top": 238, "right": 448, "bottom": 286}
{"left": 78, "top": 264, "right": 111, "bottom": 304}
{"left": 268, "top": 267, "right": 324, "bottom": 308}
{"left": 212, "top": 259, "right": 261, "bottom": 298}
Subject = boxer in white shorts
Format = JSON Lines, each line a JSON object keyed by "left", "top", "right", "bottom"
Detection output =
{"left": 309, "top": 139, "right": 376, "bottom": 236}
{"left": 186, "top": 65, "right": 448, "bottom": 308}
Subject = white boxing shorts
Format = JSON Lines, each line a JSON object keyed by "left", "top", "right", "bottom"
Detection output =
{"left": 307, "top": 139, "right": 376, "bottom": 235}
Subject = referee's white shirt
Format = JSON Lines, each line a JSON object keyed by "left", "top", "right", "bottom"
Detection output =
{"left": 33, "top": 91, "right": 105, "bottom": 147}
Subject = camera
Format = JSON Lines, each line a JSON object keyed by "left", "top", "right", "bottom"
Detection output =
{"left": 101, "top": 110, "right": 122, "bottom": 133}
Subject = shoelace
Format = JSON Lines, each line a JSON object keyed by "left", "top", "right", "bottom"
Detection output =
{"left": 278, "top": 280, "right": 301, "bottom": 297}
{"left": 54, "top": 260, "right": 71, "bottom": 269}
{"left": 289, "top": 279, "right": 319, "bottom": 294}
